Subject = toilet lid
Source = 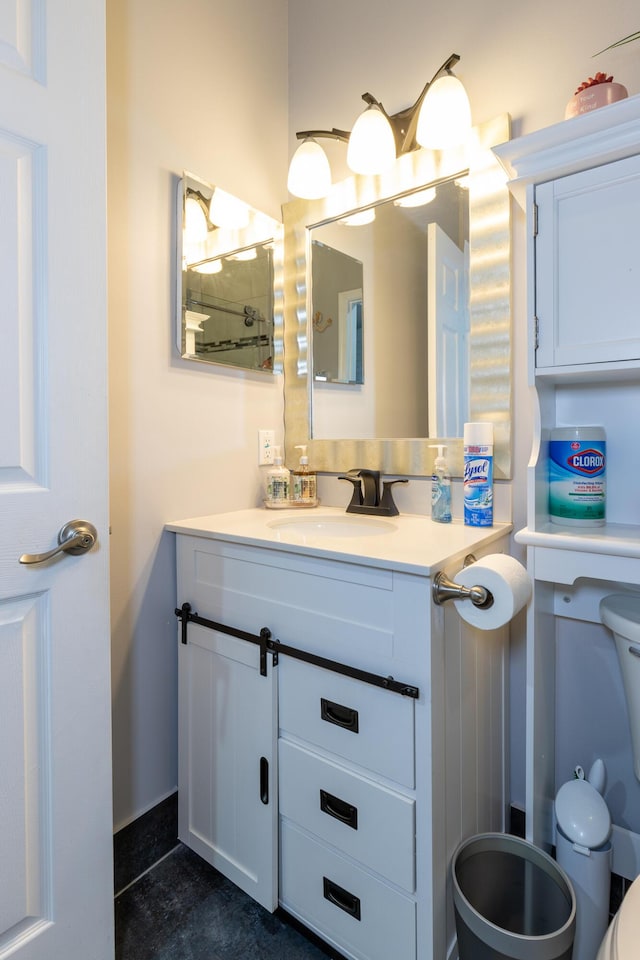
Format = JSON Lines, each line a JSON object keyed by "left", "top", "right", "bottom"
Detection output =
{"left": 555, "top": 778, "right": 611, "bottom": 848}
{"left": 614, "top": 874, "right": 640, "bottom": 955}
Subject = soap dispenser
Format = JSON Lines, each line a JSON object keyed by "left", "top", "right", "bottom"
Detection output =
{"left": 264, "top": 446, "right": 290, "bottom": 506}
{"left": 429, "top": 444, "right": 451, "bottom": 523}
{"left": 292, "top": 444, "right": 317, "bottom": 504}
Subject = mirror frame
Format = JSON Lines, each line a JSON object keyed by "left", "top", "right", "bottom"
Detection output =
{"left": 282, "top": 113, "right": 511, "bottom": 479}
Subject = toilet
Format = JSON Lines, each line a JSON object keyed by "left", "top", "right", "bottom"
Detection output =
{"left": 599, "top": 594, "right": 640, "bottom": 781}
{"left": 596, "top": 874, "right": 640, "bottom": 959}
{"left": 597, "top": 594, "right": 640, "bottom": 957}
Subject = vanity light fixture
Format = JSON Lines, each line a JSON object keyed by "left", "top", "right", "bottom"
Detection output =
{"left": 394, "top": 186, "right": 437, "bottom": 208}
{"left": 208, "top": 188, "right": 250, "bottom": 229}
{"left": 287, "top": 53, "right": 471, "bottom": 200}
{"left": 191, "top": 258, "right": 223, "bottom": 274}
{"left": 340, "top": 208, "right": 376, "bottom": 226}
{"left": 184, "top": 190, "right": 210, "bottom": 243}
{"left": 228, "top": 247, "right": 257, "bottom": 261}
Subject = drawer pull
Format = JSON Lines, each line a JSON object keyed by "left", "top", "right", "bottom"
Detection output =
{"left": 320, "top": 697, "right": 359, "bottom": 733}
{"left": 320, "top": 789, "right": 358, "bottom": 830}
{"left": 323, "top": 876, "right": 361, "bottom": 921}
{"left": 259, "top": 756, "right": 269, "bottom": 804}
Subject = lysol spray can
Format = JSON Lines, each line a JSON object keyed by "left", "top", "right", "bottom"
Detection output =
{"left": 549, "top": 426, "right": 606, "bottom": 526}
{"left": 463, "top": 422, "right": 494, "bottom": 527}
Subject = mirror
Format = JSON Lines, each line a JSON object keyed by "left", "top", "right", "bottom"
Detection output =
{"left": 311, "top": 241, "right": 364, "bottom": 384}
{"left": 282, "top": 114, "right": 512, "bottom": 478}
{"left": 176, "top": 172, "right": 283, "bottom": 373}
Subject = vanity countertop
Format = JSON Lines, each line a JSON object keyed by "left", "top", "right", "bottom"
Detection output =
{"left": 166, "top": 507, "right": 512, "bottom": 575}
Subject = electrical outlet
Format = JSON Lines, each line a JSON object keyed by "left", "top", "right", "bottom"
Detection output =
{"left": 258, "top": 429, "right": 275, "bottom": 465}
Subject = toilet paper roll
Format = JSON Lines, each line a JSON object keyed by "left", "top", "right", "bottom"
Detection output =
{"left": 453, "top": 554, "right": 532, "bottom": 630}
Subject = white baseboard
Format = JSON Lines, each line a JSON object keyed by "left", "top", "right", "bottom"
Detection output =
{"left": 611, "top": 824, "right": 640, "bottom": 880}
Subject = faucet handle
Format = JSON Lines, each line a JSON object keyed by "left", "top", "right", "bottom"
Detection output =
{"left": 338, "top": 472, "right": 364, "bottom": 509}
{"left": 380, "top": 478, "right": 408, "bottom": 516}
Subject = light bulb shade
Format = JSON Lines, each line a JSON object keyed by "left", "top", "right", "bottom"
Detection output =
{"left": 184, "top": 196, "right": 209, "bottom": 243}
{"left": 287, "top": 138, "right": 332, "bottom": 199}
{"left": 208, "top": 189, "right": 250, "bottom": 229}
{"left": 347, "top": 104, "right": 396, "bottom": 176}
{"left": 416, "top": 73, "right": 472, "bottom": 150}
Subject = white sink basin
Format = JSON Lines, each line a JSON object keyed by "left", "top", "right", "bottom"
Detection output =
{"left": 268, "top": 515, "right": 397, "bottom": 541}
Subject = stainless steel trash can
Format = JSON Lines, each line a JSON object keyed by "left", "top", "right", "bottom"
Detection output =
{"left": 452, "top": 833, "right": 576, "bottom": 960}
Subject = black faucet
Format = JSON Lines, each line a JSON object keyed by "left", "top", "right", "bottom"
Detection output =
{"left": 338, "top": 469, "right": 408, "bottom": 517}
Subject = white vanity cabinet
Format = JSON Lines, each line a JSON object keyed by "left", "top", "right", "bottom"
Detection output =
{"left": 495, "top": 96, "right": 640, "bottom": 854}
{"left": 168, "top": 508, "right": 512, "bottom": 960}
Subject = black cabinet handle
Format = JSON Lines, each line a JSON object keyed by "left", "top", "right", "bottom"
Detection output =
{"left": 320, "top": 789, "right": 358, "bottom": 830}
{"left": 320, "top": 697, "right": 359, "bottom": 733}
{"left": 259, "top": 756, "right": 269, "bottom": 804}
{"left": 323, "top": 876, "right": 361, "bottom": 921}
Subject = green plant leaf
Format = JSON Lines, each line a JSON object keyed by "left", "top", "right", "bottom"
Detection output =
{"left": 593, "top": 31, "right": 640, "bottom": 56}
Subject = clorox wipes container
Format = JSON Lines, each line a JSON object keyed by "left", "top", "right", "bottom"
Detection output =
{"left": 549, "top": 426, "right": 606, "bottom": 526}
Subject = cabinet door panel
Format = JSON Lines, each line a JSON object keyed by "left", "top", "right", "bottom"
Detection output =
{"left": 178, "top": 623, "right": 277, "bottom": 910}
{"left": 279, "top": 740, "right": 415, "bottom": 891}
{"left": 536, "top": 153, "right": 640, "bottom": 367}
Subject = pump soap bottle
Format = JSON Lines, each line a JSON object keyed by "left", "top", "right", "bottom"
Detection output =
{"left": 264, "top": 446, "right": 290, "bottom": 506}
{"left": 429, "top": 444, "right": 451, "bottom": 523}
{"left": 292, "top": 444, "right": 317, "bottom": 505}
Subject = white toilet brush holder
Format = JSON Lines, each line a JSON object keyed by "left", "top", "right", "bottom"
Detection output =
{"left": 556, "top": 828, "right": 611, "bottom": 960}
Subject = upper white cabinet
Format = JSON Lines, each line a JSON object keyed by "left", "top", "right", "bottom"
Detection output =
{"left": 535, "top": 153, "right": 640, "bottom": 368}
{"left": 495, "top": 96, "right": 640, "bottom": 851}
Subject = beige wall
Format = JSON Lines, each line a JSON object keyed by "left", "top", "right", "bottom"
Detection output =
{"left": 107, "top": 0, "right": 288, "bottom": 828}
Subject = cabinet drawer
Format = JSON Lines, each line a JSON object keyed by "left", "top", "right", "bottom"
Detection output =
{"left": 280, "top": 820, "right": 416, "bottom": 960}
{"left": 278, "top": 657, "right": 415, "bottom": 787}
{"left": 279, "top": 739, "right": 415, "bottom": 892}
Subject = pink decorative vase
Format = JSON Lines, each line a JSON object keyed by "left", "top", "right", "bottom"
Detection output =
{"left": 565, "top": 82, "right": 628, "bottom": 119}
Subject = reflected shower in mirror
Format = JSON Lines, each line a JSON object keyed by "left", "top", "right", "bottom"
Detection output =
{"left": 310, "top": 176, "right": 468, "bottom": 439}
{"left": 311, "top": 241, "right": 364, "bottom": 385}
{"left": 176, "top": 172, "right": 283, "bottom": 373}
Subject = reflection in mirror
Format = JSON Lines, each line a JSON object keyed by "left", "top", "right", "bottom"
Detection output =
{"left": 283, "top": 114, "right": 511, "bottom": 479}
{"left": 311, "top": 241, "right": 363, "bottom": 385}
{"left": 176, "top": 172, "right": 283, "bottom": 373}
{"left": 310, "top": 177, "right": 468, "bottom": 439}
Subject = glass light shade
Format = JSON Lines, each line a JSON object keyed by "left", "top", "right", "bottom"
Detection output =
{"left": 287, "top": 138, "right": 332, "bottom": 199}
{"left": 184, "top": 196, "right": 208, "bottom": 243}
{"left": 208, "top": 189, "right": 250, "bottom": 229}
{"left": 228, "top": 247, "right": 257, "bottom": 261}
{"left": 192, "top": 259, "right": 222, "bottom": 274}
{"left": 416, "top": 74, "right": 472, "bottom": 150}
{"left": 340, "top": 209, "right": 376, "bottom": 226}
{"left": 394, "top": 187, "right": 436, "bottom": 208}
{"left": 347, "top": 104, "right": 396, "bottom": 175}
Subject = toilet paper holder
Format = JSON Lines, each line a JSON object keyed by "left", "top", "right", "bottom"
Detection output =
{"left": 432, "top": 555, "right": 495, "bottom": 609}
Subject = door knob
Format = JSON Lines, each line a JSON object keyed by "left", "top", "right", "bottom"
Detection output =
{"left": 19, "top": 520, "right": 98, "bottom": 565}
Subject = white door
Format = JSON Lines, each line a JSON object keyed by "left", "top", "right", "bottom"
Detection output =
{"left": 0, "top": 2, "right": 113, "bottom": 959}
{"left": 427, "top": 222, "right": 469, "bottom": 437}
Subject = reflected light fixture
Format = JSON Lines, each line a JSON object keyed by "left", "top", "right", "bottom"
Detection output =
{"left": 394, "top": 186, "right": 437, "bottom": 208}
{"left": 184, "top": 191, "right": 209, "bottom": 243}
{"left": 208, "top": 188, "right": 250, "bottom": 229}
{"left": 340, "top": 208, "right": 376, "bottom": 226}
{"left": 287, "top": 53, "right": 471, "bottom": 200}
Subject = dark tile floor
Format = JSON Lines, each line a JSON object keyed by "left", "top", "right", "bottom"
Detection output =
{"left": 115, "top": 843, "right": 334, "bottom": 960}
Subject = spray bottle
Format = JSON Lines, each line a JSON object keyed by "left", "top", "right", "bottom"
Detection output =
{"left": 463, "top": 422, "right": 494, "bottom": 527}
{"left": 429, "top": 444, "right": 451, "bottom": 523}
